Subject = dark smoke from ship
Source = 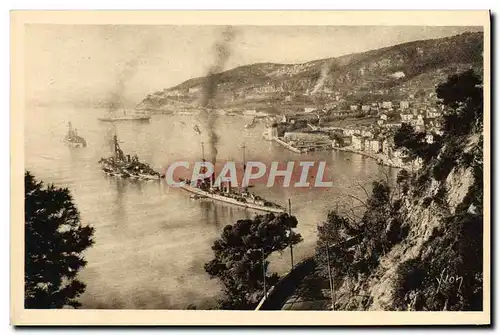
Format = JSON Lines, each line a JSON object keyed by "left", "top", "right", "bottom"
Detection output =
{"left": 199, "top": 26, "right": 236, "bottom": 165}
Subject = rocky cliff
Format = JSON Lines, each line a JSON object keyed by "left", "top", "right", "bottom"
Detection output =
{"left": 313, "top": 69, "right": 484, "bottom": 311}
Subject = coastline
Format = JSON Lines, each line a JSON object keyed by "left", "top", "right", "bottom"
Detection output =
{"left": 271, "top": 136, "right": 411, "bottom": 170}
{"left": 332, "top": 146, "right": 413, "bottom": 169}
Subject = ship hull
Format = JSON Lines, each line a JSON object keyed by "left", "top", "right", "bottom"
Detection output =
{"left": 64, "top": 139, "right": 86, "bottom": 148}
{"left": 180, "top": 184, "right": 285, "bottom": 214}
{"left": 98, "top": 116, "right": 151, "bottom": 122}
{"left": 101, "top": 169, "right": 160, "bottom": 181}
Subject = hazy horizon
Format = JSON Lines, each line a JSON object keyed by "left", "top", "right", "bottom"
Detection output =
{"left": 25, "top": 25, "right": 483, "bottom": 107}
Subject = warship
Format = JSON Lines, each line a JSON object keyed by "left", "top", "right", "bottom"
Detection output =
{"left": 63, "top": 122, "right": 87, "bottom": 148}
{"left": 179, "top": 143, "right": 285, "bottom": 213}
{"left": 98, "top": 134, "right": 162, "bottom": 180}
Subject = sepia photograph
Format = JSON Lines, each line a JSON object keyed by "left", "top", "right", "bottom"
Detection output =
{"left": 10, "top": 10, "right": 490, "bottom": 326}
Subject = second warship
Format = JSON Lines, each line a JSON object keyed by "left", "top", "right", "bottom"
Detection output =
{"left": 98, "top": 134, "right": 162, "bottom": 180}
{"left": 64, "top": 122, "right": 87, "bottom": 148}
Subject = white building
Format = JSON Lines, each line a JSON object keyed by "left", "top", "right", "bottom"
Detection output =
{"left": 361, "top": 129, "right": 374, "bottom": 138}
{"left": 263, "top": 127, "right": 278, "bottom": 141}
{"left": 382, "top": 101, "right": 393, "bottom": 109}
{"left": 401, "top": 113, "right": 414, "bottom": 122}
{"left": 425, "top": 109, "right": 441, "bottom": 119}
{"left": 351, "top": 135, "right": 364, "bottom": 151}
{"left": 366, "top": 139, "right": 381, "bottom": 153}
{"left": 391, "top": 71, "right": 406, "bottom": 79}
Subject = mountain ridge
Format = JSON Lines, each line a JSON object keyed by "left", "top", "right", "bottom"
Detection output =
{"left": 137, "top": 31, "right": 483, "bottom": 112}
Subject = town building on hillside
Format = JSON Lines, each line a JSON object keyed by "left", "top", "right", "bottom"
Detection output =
{"left": 350, "top": 105, "right": 359, "bottom": 111}
{"left": 361, "top": 128, "right": 374, "bottom": 139}
{"left": 410, "top": 115, "right": 425, "bottom": 131}
{"left": 366, "top": 139, "right": 381, "bottom": 153}
{"left": 304, "top": 107, "right": 316, "bottom": 113}
{"left": 343, "top": 128, "right": 355, "bottom": 137}
{"left": 384, "top": 121, "right": 402, "bottom": 130}
{"left": 400, "top": 100, "right": 410, "bottom": 110}
{"left": 382, "top": 101, "right": 393, "bottom": 109}
{"left": 189, "top": 86, "right": 201, "bottom": 94}
{"left": 284, "top": 132, "right": 330, "bottom": 142}
{"left": 361, "top": 105, "right": 371, "bottom": 112}
{"left": 382, "top": 138, "right": 392, "bottom": 155}
{"left": 425, "top": 109, "right": 441, "bottom": 119}
{"left": 380, "top": 114, "right": 388, "bottom": 121}
{"left": 351, "top": 135, "right": 364, "bottom": 151}
{"left": 401, "top": 113, "right": 414, "bottom": 122}
{"left": 283, "top": 132, "right": 332, "bottom": 151}
{"left": 425, "top": 133, "right": 434, "bottom": 144}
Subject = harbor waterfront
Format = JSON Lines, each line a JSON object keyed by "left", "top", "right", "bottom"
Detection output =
{"left": 25, "top": 105, "right": 398, "bottom": 309}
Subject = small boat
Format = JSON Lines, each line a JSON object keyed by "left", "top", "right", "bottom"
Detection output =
{"left": 64, "top": 122, "right": 87, "bottom": 148}
{"left": 98, "top": 108, "right": 151, "bottom": 122}
{"left": 244, "top": 117, "right": 257, "bottom": 129}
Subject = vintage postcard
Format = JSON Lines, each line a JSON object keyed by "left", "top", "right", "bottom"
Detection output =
{"left": 10, "top": 11, "right": 490, "bottom": 326}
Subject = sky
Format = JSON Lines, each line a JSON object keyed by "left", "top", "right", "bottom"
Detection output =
{"left": 24, "top": 25, "right": 483, "bottom": 106}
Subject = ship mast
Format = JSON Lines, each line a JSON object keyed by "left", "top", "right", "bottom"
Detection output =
{"left": 242, "top": 143, "right": 247, "bottom": 192}
{"left": 201, "top": 141, "right": 205, "bottom": 162}
{"left": 242, "top": 143, "right": 246, "bottom": 171}
{"left": 113, "top": 134, "right": 119, "bottom": 159}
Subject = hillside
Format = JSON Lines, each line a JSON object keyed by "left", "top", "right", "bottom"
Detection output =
{"left": 137, "top": 31, "right": 483, "bottom": 113}
{"left": 311, "top": 69, "right": 484, "bottom": 311}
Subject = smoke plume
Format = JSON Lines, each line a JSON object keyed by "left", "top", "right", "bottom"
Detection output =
{"left": 109, "top": 58, "right": 141, "bottom": 110}
{"left": 310, "top": 60, "right": 334, "bottom": 95}
{"left": 199, "top": 26, "right": 236, "bottom": 163}
{"left": 108, "top": 39, "right": 156, "bottom": 110}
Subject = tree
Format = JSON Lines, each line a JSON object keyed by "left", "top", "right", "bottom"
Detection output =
{"left": 25, "top": 171, "right": 95, "bottom": 308}
{"left": 393, "top": 123, "right": 441, "bottom": 163}
{"left": 204, "top": 213, "right": 302, "bottom": 309}
{"left": 437, "top": 69, "right": 483, "bottom": 138}
{"left": 315, "top": 211, "right": 356, "bottom": 282}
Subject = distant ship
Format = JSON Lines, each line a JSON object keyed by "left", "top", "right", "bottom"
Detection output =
{"left": 63, "top": 122, "right": 87, "bottom": 148}
{"left": 98, "top": 134, "right": 162, "bottom": 181}
{"left": 98, "top": 108, "right": 151, "bottom": 122}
